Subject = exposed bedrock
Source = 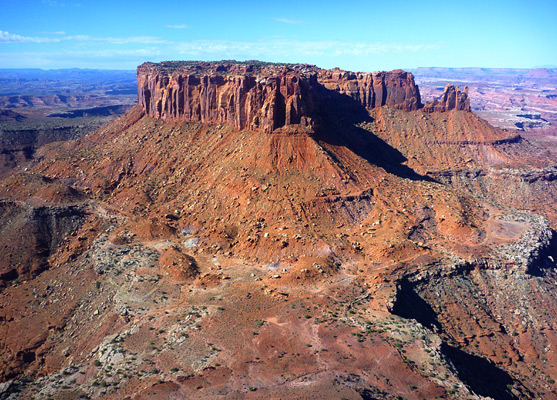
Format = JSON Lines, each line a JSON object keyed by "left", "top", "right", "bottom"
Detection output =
{"left": 390, "top": 215, "right": 557, "bottom": 399}
{"left": 0, "top": 200, "right": 86, "bottom": 286}
{"left": 137, "top": 61, "right": 445, "bottom": 132}
{"left": 137, "top": 63, "right": 317, "bottom": 133}
{"left": 317, "top": 68, "right": 422, "bottom": 112}
{"left": 430, "top": 167, "right": 557, "bottom": 225}
{"left": 423, "top": 84, "right": 471, "bottom": 113}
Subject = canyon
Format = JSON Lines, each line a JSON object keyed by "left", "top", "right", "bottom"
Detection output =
{"left": 0, "top": 69, "right": 135, "bottom": 181}
{"left": 0, "top": 61, "right": 556, "bottom": 400}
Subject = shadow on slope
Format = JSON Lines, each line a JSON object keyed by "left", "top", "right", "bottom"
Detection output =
{"left": 0, "top": 200, "right": 85, "bottom": 287}
{"left": 48, "top": 104, "right": 131, "bottom": 118}
{"left": 441, "top": 343, "right": 518, "bottom": 400}
{"left": 313, "top": 84, "right": 435, "bottom": 182}
{"left": 391, "top": 279, "right": 521, "bottom": 400}
{"left": 526, "top": 230, "right": 557, "bottom": 277}
{"left": 391, "top": 278, "right": 443, "bottom": 332}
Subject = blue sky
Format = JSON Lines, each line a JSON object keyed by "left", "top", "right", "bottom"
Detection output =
{"left": 1, "top": 0, "right": 556, "bottom": 71}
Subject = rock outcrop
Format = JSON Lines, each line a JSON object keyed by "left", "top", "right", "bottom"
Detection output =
{"left": 137, "top": 61, "right": 424, "bottom": 132}
{"left": 423, "top": 84, "right": 470, "bottom": 112}
{"left": 137, "top": 62, "right": 318, "bottom": 133}
{"left": 318, "top": 68, "right": 421, "bottom": 112}
{"left": 0, "top": 200, "right": 85, "bottom": 286}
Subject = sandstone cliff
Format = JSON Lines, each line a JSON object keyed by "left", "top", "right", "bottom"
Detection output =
{"left": 317, "top": 68, "right": 421, "bottom": 112}
{"left": 423, "top": 84, "right": 470, "bottom": 113}
{"left": 137, "top": 61, "right": 426, "bottom": 132}
{"left": 137, "top": 62, "right": 318, "bottom": 133}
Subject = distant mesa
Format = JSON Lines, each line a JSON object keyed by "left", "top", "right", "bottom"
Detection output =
{"left": 47, "top": 104, "right": 131, "bottom": 119}
{"left": 0, "top": 109, "right": 26, "bottom": 122}
{"left": 137, "top": 61, "right": 469, "bottom": 133}
{"left": 0, "top": 94, "right": 101, "bottom": 109}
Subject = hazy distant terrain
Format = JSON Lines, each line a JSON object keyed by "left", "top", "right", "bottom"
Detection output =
{"left": 0, "top": 68, "right": 136, "bottom": 97}
{"left": 0, "top": 69, "right": 137, "bottom": 176}
{"left": 413, "top": 67, "right": 557, "bottom": 134}
{"left": 0, "top": 68, "right": 137, "bottom": 115}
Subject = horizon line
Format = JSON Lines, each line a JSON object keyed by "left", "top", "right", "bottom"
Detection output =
{"left": 1, "top": 64, "right": 556, "bottom": 72}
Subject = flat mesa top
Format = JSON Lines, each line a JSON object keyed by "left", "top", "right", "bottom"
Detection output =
{"left": 137, "top": 61, "right": 410, "bottom": 81}
{"left": 137, "top": 60, "right": 321, "bottom": 77}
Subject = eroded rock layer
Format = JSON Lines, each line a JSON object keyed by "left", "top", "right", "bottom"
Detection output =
{"left": 137, "top": 62, "right": 317, "bottom": 133}
{"left": 318, "top": 68, "right": 422, "bottom": 112}
{"left": 137, "top": 61, "right": 424, "bottom": 132}
{"left": 423, "top": 84, "right": 470, "bottom": 113}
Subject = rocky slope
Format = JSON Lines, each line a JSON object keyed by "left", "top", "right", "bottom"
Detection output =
{"left": 0, "top": 61, "right": 556, "bottom": 400}
{"left": 0, "top": 110, "right": 26, "bottom": 123}
{"left": 366, "top": 106, "right": 557, "bottom": 224}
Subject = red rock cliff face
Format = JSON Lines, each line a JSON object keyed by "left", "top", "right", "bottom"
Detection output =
{"left": 137, "top": 62, "right": 317, "bottom": 133}
{"left": 137, "top": 61, "right": 460, "bottom": 132}
{"left": 423, "top": 84, "right": 470, "bottom": 113}
{"left": 318, "top": 68, "right": 421, "bottom": 112}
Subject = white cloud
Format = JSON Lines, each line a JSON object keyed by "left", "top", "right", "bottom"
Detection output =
{"left": 0, "top": 33, "right": 444, "bottom": 70}
{"left": 271, "top": 18, "right": 303, "bottom": 24}
{"left": 66, "top": 35, "right": 167, "bottom": 45}
{"left": 0, "top": 30, "right": 166, "bottom": 45}
{"left": 0, "top": 48, "right": 164, "bottom": 69}
{"left": 1, "top": 30, "right": 440, "bottom": 58}
{"left": 64, "top": 48, "right": 164, "bottom": 58}
{"left": 175, "top": 39, "right": 443, "bottom": 59}
{"left": 0, "top": 30, "right": 60, "bottom": 43}
{"left": 165, "top": 24, "right": 190, "bottom": 29}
